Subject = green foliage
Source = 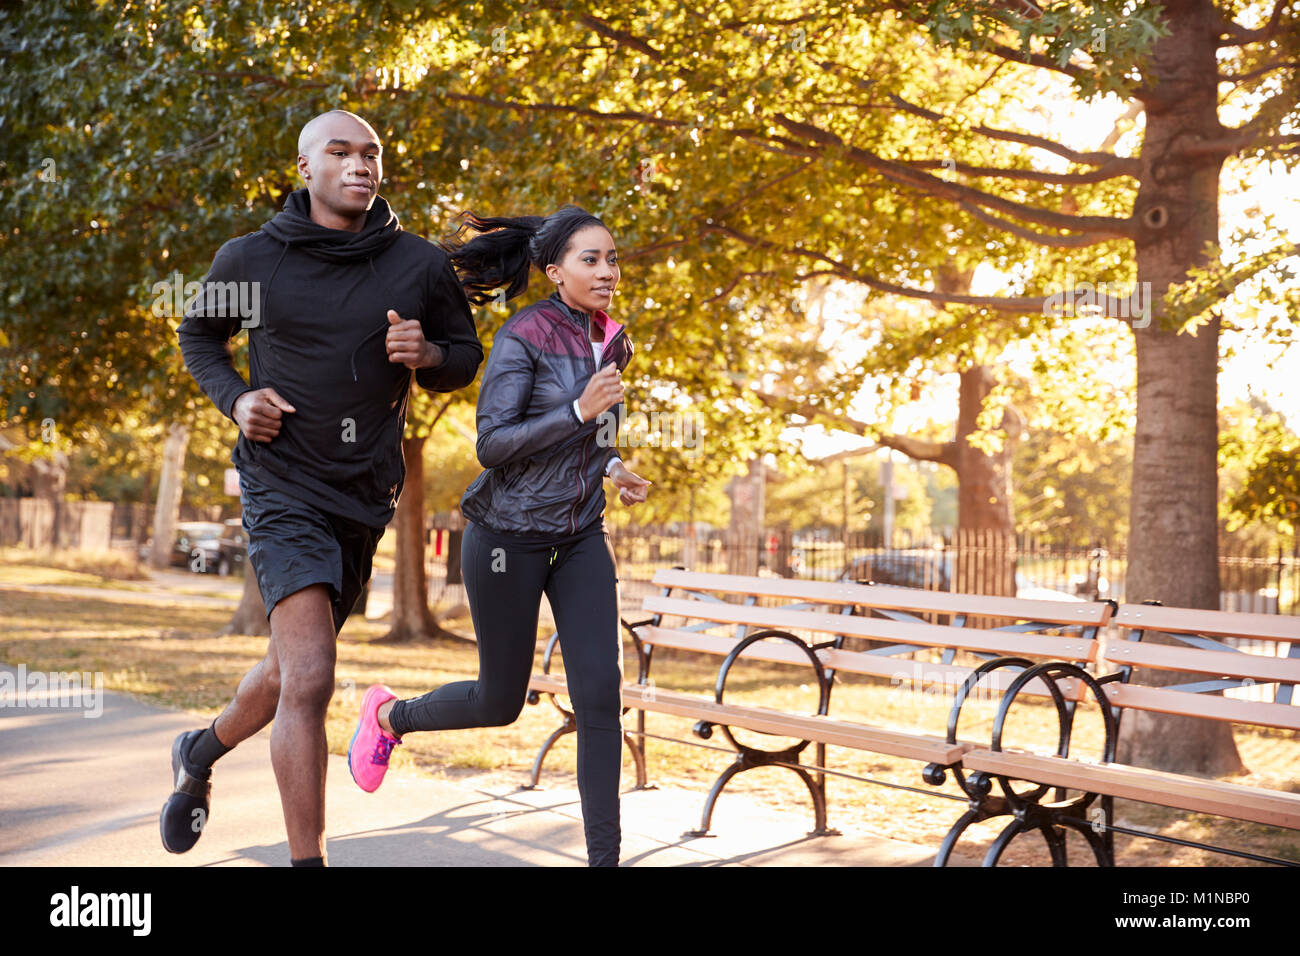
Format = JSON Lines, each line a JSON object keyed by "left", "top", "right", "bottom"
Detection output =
{"left": 1220, "top": 399, "right": 1300, "bottom": 535}
{"left": 1, "top": 0, "right": 486, "bottom": 449}
{"left": 912, "top": 0, "right": 1167, "bottom": 99}
{"left": 419, "top": 401, "right": 482, "bottom": 513}
{"left": 1013, "top": 423, "right": 1131, "bottom": 544}
{"left": 762, "top": 452, "right": 942, "bottom": 537}
{"left": 3, "top": 0, "right": 1295, "bottom": 543}
{"left": 1163, "top": 217, "right": 1300, "bottom": 338}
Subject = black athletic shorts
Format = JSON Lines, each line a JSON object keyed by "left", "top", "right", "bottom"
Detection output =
{"left": 238, "top": 468, "right": 385, "bottom": 634}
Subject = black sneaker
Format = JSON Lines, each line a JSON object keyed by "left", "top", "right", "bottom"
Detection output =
{"left": 160, "top": 729, "right": 212, "bottom": 854}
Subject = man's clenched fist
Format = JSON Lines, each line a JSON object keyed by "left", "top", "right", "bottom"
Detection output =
{"left": 233, "top": 387, "right": 296, "bottom": 443}
{"left": 386, "top": 309, "right": 445, "bottom": 369}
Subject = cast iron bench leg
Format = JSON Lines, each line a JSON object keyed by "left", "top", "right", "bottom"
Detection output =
{"left": 524, "top": 716, "right": 575, "bottom": 789}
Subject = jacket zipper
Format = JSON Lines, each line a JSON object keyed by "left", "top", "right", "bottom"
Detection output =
{"left": 558, "top": 299, "right": 625, "bottom": 536}
{"left": 569, "top": 314, "right": 595, "bottom": 535}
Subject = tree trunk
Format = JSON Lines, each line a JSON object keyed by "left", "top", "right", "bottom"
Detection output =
{"left": 1118, "top": 0, "right": 1241, "bottom": 775}
{"left": 27, "top": 448, "right": 67, "bottom": 549}
{"left": 727, "top": 457, "right": 766, "bottom": 576}
{"left": 149, "top": 422, "right": 189, "bottom": 570}
{"left": 380, "top": 433, "right": 450, "bottom": 642}
{"left": 952, "top": 364, "right": 1019, "bottom": 597}
{"left": 445, "top": 528, "right": 463, "bottom": 585}
{"left": 221, "top": 567, "right": 269, "bottom": 636}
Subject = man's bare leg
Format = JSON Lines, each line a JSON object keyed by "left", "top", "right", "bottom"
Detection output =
{"left": 210, "top": 652, "right": 282, "bottom": 750}
{"left": 265, "top": 583, "right": 337, "bottom": 861}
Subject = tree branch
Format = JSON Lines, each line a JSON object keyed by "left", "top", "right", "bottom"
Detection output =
{"left": 881, "top": 0, "right": 1087, "bottom": 81}
{"left": 707, "top": 220, "right": 1149, "bottom": 318}
{"left": 977, "top": 37, "right": 1092, "bottom": 82}
{"left": 815, "top": 445, "right": 882, "bottom": 465}
{"left": 1097, "top": 100, "right": 1144, "bottom": 153}
{"left": 442, "top": 91, "right": 682, "bottom": 129}
{"left": 955, "top": 199, "right": 1114, "bottom": 248}
{"left": 577, "top": 12, "right": 667, "bottom": 63}
{"left": 754, "top": 390, "right": 957, "bottom": 465}
{"left": 623, "top": 236, "right": 697, "bottom": 261}
{"left": 418, "top": 395, "right": 456, "bottom": 434}
{"left": 706, "top": 221, "right": 1042, "bottom": 312}
{"left": 194, "top": 70, "right": 327, "bottom": 90}
{"left": 769, "top": 113, "right": 1135, "bottom": 240}
{"left": 989, "top": 0, "right": 1044, "bottom": 20}
{"left": 1170, "top": 122, "right": 1300, "bottom": 160}
{"left": 1218, "top": 1, "right": 1291, "bottom": 46}
{"left": 899, "top": 157, "right": 1136, "bottom": 185}
{"left": 703, "top": 270, "right": 779, "bottom": 303}
{"left": 706, "top": 158, "right": 820, "bottom": 222}
{"left": 1219, "top": 60, "right": 1300, "bottom": 84}
{"left": 421, "top": 57, "right": 1136, "bottom": 246}
{"left": 431, "top": 90, "right": 1131, "bottom": 248}
{"left": 886, "top": 93, "right": 1138, "bottom": 172}
{"left": 876, "top": 432, "right": 957, "bottom": 466}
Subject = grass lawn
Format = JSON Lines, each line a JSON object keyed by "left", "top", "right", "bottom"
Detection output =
{"left": 2, "top": 558, "right": 1296, "bottom": 867}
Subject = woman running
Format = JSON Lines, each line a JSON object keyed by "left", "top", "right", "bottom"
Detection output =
{"left": 348, "top": 205, "right": 650, "bottom": 867}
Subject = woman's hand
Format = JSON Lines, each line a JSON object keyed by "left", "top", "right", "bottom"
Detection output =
{"left": 609, "top": 460, "right": 650, "bottom": 506}
{"left": 577, "top": 364, "right": 624, "bottom": 422}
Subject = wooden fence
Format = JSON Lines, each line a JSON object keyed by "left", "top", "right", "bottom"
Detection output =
{"left": 0, "top": 497, "right": 226, "bottom": 550}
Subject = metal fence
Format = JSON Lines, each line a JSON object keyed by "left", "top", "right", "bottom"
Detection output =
{"left": 600, "top": 525, "right": 1300, "bottom": 615}
{"left": 597, "top": 526, "right": 1299, "bottom": 705}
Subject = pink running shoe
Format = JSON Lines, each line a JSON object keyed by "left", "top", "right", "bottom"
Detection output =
{"left": 348, "top": 684, "right": 401, "bottom": 793}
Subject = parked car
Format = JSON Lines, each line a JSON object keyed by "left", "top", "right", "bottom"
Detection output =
{"left": 172, "top": 521, "right": 225, "bottom": 574}
{"left": 840, "top": 551, "right": 953, "bottom": 591}
{"left": 839, "top": 550, "right": 1083, "bottom": 602}
{"left": 217, "top": 518, "right": 247, "bottom": 577}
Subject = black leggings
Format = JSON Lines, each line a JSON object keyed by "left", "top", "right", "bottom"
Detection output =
{"left": 387, "top": 522, "right": 624, "bottom": 866}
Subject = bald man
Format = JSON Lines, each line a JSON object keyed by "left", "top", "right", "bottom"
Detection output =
{"left": 169, "top": 110, "right": 483, "bottom": 865}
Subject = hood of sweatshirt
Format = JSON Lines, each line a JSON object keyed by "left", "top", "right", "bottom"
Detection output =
{"left": 261, "top": 188, "right": 402, "bottom": 262}
{"left": 258, "top": 188, "right": 407, "bottom": 381}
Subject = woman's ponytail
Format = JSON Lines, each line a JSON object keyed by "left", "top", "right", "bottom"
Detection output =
{"left": 440, "top": 212, "right": 543, "bottom": 306}
{"left": 440, "top": 205, "right": 606, "bottom": 306}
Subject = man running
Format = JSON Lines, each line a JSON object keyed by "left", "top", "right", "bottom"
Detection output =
{"left": 167, "top": 109, "right": 482, "bottom": 866}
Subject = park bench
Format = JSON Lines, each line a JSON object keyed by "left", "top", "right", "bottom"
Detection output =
{"left": 525, "top": 568, "right": 1114, "bottom": 847}
{"left": 950, "top": 602, "right": 1300, "bottom": 866}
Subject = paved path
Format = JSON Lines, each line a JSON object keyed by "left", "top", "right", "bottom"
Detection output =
{"left": 0, "top": 664, "right": 966, "bottom": 867}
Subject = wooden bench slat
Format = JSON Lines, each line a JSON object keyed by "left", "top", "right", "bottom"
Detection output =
{"left": 640, "top": 626, "right": 812, "bottom": 666}
{"left": 528, "top": 673, "right": 970, "bottom": 764}
{"left": 1115, "top": 604, "right": 1300, "bottom": 642}
{"left": 533, "top": 572, "right": 1300, "bottom": 854}
{"left": 962, "top": 749, "right": 1300, "bottom": 830}
{"left": 852, "top": 658, "right": 1088, "bottom": 702}
{"left": 641, "top": 625, "right": 1089, "bottom": 701}
{"left": 1103, "top": 639, "right": 1300, "bottom": 684}
{"left": 651, "top": 568, "right": 1113, "bottom": 625}
{"left": 1101, "top": 682, "right": 1300, "bottom": 731}
{"left": 642, "top": 596, "right": 1097, "bottom": 663}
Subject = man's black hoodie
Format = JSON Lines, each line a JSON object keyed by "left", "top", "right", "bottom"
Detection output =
{"left": 177, "top": 189, "right": 483, "bottom": 527}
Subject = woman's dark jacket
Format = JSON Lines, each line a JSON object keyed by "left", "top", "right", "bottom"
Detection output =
{"left": 460, "top": 291, "right": 633, "bottom": 539}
